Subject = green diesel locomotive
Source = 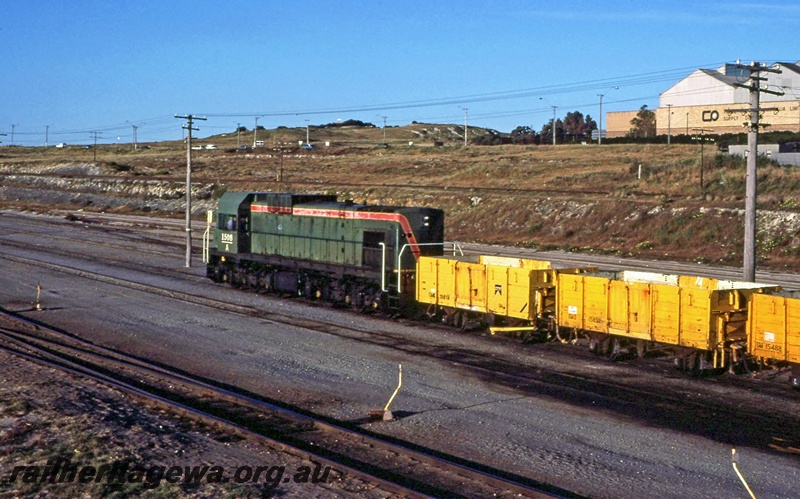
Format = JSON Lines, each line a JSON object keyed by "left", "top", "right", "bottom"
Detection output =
{"left": 206, "top": 191, "right": 445, "bottom": 312}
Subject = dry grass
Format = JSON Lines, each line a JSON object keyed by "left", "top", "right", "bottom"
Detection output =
{"left": 2, "top": 125, "right": 800, "bottom": 271}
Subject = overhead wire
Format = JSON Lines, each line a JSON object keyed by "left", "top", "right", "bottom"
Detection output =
{"left": 9, "top": 60, "right": 792, "bottom": 144}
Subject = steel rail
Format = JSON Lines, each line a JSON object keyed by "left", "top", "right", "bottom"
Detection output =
{"left": 0, "top": 310, "right": 565, "bottom": 498}
{"left": 0, "top": 337, "right": 423, "bottom": 497}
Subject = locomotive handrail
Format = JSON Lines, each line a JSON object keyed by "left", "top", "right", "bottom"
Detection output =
{"left": 396, "top": 241, "right": 463, "bottom": 293}
{"left": 202, "top": 226, "right": 211, "bottom": 263}
{"left": 379, "top": 242, "right": 388, "bottom": 292}
{"left": 202, "top": 210, "right": 214, "bottom": 264}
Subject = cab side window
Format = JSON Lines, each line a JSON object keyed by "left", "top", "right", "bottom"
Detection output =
{"left": 219, "top": 214, "right": 236, "bottom": 230}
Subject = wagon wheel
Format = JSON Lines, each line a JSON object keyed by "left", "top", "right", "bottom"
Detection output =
{"left": 588, "top": 334, "right": 599, "bottom": 353}
{"left": 456, "top": 311, "right": 467, "bottom": 332}
{"left": 636, "top": 340, "right": 647, "bottom": 358}
{"left": 592, "top": 334, "right": 611, "bottom": 357}
{"left": 598, "top": 336, "right": 619, "bottom": 361}
{"left": 677, "top": 352, "right": 701, "bottom": 376}
{"left": 442, "top": 308, "right": 457, "bottom": 326}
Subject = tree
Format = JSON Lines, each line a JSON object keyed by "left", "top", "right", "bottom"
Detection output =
{"left": 539, "top": 119, "right": 563, "bottom": 144}
{"left": 510, "top": 125, "right": 538, "bottom": 144}
{"left": 562, "top": 111, "right": 595, "bottom": 142}
{"left": 627, "top": 105, "right": 656, "bottom": 138}
{"left": 323, "top": 119, "right": 375, "bottom": 128}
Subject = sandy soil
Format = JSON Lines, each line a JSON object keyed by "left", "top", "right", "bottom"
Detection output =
{"left": 0, "top": 346, "right": 386, "bottom": 498}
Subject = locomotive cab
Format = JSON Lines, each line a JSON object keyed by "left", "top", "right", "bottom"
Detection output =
{"left": 214, "top": 192, "right": 256, "bottom": 254}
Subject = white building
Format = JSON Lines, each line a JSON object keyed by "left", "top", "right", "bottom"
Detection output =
{"left": 606, "top": 61, "right": 800, "bottom": 138}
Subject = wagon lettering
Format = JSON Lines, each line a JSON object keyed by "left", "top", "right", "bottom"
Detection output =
{"left": 221, "top": 232, "right": 234, "bottom": 244}
{"left": 588, "top": 316, "right": 604, "bottom": 324}
{"left": 765, "top": 343, "right": 783, "bottom": 353}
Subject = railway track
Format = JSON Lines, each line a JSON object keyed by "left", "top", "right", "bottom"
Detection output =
{"left": 4, "top": 213, "right": 800, "bottom": 495}
{"left": 3, "top": 248, "right": 799, "bottom": 459}
{"left": 0, "top": 309, "right": 564, "bottom": 498}
{"left": 32, "top": 210, "right": 800, "bottom": 290}
{"left": 4, "top": 213, "right": 800, "bottom": 399}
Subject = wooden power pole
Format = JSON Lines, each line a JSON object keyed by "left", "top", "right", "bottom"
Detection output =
{"left": 174, "top": 114, "right": 206, "bottom": 268}
{"left": 729, "top": 62, "right": 783, "bottom": 282}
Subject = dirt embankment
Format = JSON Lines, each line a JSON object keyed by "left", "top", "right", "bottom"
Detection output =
{"left": 0, "top": 164, "right": 217, "bottom": 214}
{"left": 2, "top": 141, "right": 800, "bottom": 272}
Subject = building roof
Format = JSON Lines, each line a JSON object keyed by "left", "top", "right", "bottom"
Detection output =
{"left": 777, "top": 62, "right": 800, "bottom": 76}
{"left": 699, "top": 68, "right": 741, "bottom": 87}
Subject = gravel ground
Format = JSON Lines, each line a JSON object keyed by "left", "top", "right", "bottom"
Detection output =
{"left": 1, "top": 211, "right": 800, "bottom": 498}
{"left": 0, "top": 348, "right": 390, "bottom": 498}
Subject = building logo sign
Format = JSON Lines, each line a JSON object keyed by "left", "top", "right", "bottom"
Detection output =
{"left": 702, "top": 110, "right": 720, "bottom": 122}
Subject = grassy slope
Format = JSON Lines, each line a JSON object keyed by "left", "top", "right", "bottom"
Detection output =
{"left": 1, "top": 124, "right": 799, "bottom": 271}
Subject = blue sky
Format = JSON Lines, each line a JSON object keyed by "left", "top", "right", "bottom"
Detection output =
{"left": 2, "top": 1, "right": 798, "bottom": 145}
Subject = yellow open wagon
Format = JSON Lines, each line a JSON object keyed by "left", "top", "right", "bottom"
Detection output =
{"left": 416, "top": 254, "right": 591, "bottom": 335}
{"left": 747, "top": 292, "right": 800, "bottom": 386}
{"left": 557, "top": 270, "right": 778, "bottom": 370}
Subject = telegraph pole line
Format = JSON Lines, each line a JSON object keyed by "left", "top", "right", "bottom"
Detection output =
{"left": 666, "top": 104, "right": 673, "bottom": 145}
{"left": 376, "top": 115, "right": 387, "bottom": 145}
{"left": 175, "top": 114, "right": 207, "bottom": 268}
{"left": 597, "top": 95, "right": 604, "bottom": 144}
{"left": 89, "top": 131, "right": 101, "bottom": 162}
{"left": 459, "top": 107, "right": 468, "bottom": 146}
{"left": 728, "top": 61, "right": 783, "bottom": 282}
{"left": 132, "top": 125, "right": 138, "bottom": 151}
{"left": 253, "top": 117, "right": 259, "bottom": 148}
{"left": 691, "top": 128, "right": 714, "bottom": 191}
